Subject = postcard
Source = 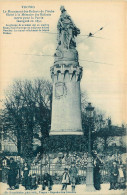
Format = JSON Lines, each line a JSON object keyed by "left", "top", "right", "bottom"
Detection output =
{"left": 0, "top": 0, "right": 126, "bottom": 194}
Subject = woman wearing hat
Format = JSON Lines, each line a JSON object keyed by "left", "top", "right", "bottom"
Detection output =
{"left": 22, "top": 162, "right": 30, "bottom": 190}
{"left": 7, "top": 158, "right": 18, "bottom": 190}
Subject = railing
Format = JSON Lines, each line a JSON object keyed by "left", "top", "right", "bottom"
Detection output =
{"left": 1, "top": 160, "right": 110, "bottom": 184}
{"left": 23, "top": 162, "right": 87, "bottom": 184}
{"left": 29, "top": 163, "right": 110, "bottom": 184}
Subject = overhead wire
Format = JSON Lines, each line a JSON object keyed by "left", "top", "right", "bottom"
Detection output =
{"left": 40, "top": 25, "right": 108, "bottom": 40}
{"left": 22, "top": 53, "right": 52, "bottom": 57}
{"left": 17, "top": 52, "right": 113, "bottom": 66}
{"left": 15, "top": 25, "right": 111, "bottom": 66}
{"left": 79, "top": 58, "right": 113, "bottom": 65}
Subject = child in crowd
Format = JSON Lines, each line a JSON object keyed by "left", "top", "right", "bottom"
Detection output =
{"left": 118, "top": 164, "right": 126, "bottom": 190}
{"left": 42, "top": 172, "right": 53, "bottom": 191}
{"left": 31, "top": 173, "right": 38, "bottom": 190}
{"left": 61, "top": 168, "right": 70, "bottom": 191}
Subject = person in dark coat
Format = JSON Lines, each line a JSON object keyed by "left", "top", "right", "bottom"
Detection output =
{"left": 22, "top": 162, "right": 30, "bottom": 190}
{"left": 7, "top": 158, "right": 18, "bottom": 190}
{"left": 69, "top": 163, "right": 78, "bottom": 192}
{"left": 42, "top": 172, "right": 53, "bottom": 191}
{"left": 109, "top": 161, "right": 119, "bottom": 190}
{"left": 26, "top": 174, "right": 32, "bottom": 190}
{"left": 31, "top": 173, "right": 38, "bottom": 190}
{"left": 93, "top": 157, "right": 101, "bottom": 190}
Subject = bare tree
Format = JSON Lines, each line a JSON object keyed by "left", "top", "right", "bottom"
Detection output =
{"left": 3, "top": 78, "right": 52, "bottom": 160}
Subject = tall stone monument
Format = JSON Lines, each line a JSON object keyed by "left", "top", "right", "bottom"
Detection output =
{"left": 50, "top": 6, "right": 83, "bottom": 135}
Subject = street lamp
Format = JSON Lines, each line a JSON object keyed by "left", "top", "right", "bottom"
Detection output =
{"left": 85, "top": 103, "right": 96, "bottom": 191}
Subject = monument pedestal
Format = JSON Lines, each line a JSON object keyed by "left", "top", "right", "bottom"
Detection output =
{"left": 50, "top": 61, "right": 83, "bottom": 136}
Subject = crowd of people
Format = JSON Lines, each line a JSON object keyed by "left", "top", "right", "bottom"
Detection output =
{"left": 6, "top": 158, "right": 79, "bottom": 192}
{"left": 3, "top": 156, "right": 126, "bottom": 191}
{"left": 109, "top": 161, "right": 126, "bottom": 190}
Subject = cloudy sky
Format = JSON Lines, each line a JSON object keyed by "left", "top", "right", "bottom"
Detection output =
{"left": 0, "top": 0, "right": 126, "bottom": 125}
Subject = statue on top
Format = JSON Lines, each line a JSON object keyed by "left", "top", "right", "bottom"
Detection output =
{"left": 57, "top": 6, "right": 80, "bottom": 50}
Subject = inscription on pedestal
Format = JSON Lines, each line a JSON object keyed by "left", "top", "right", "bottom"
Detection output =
{"left": 55, "top": 82, "right": 67, "bottom": 99}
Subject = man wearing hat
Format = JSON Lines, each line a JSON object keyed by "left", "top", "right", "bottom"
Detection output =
{"left": 93, "top": 153, "right": 102, "bottom": 190}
